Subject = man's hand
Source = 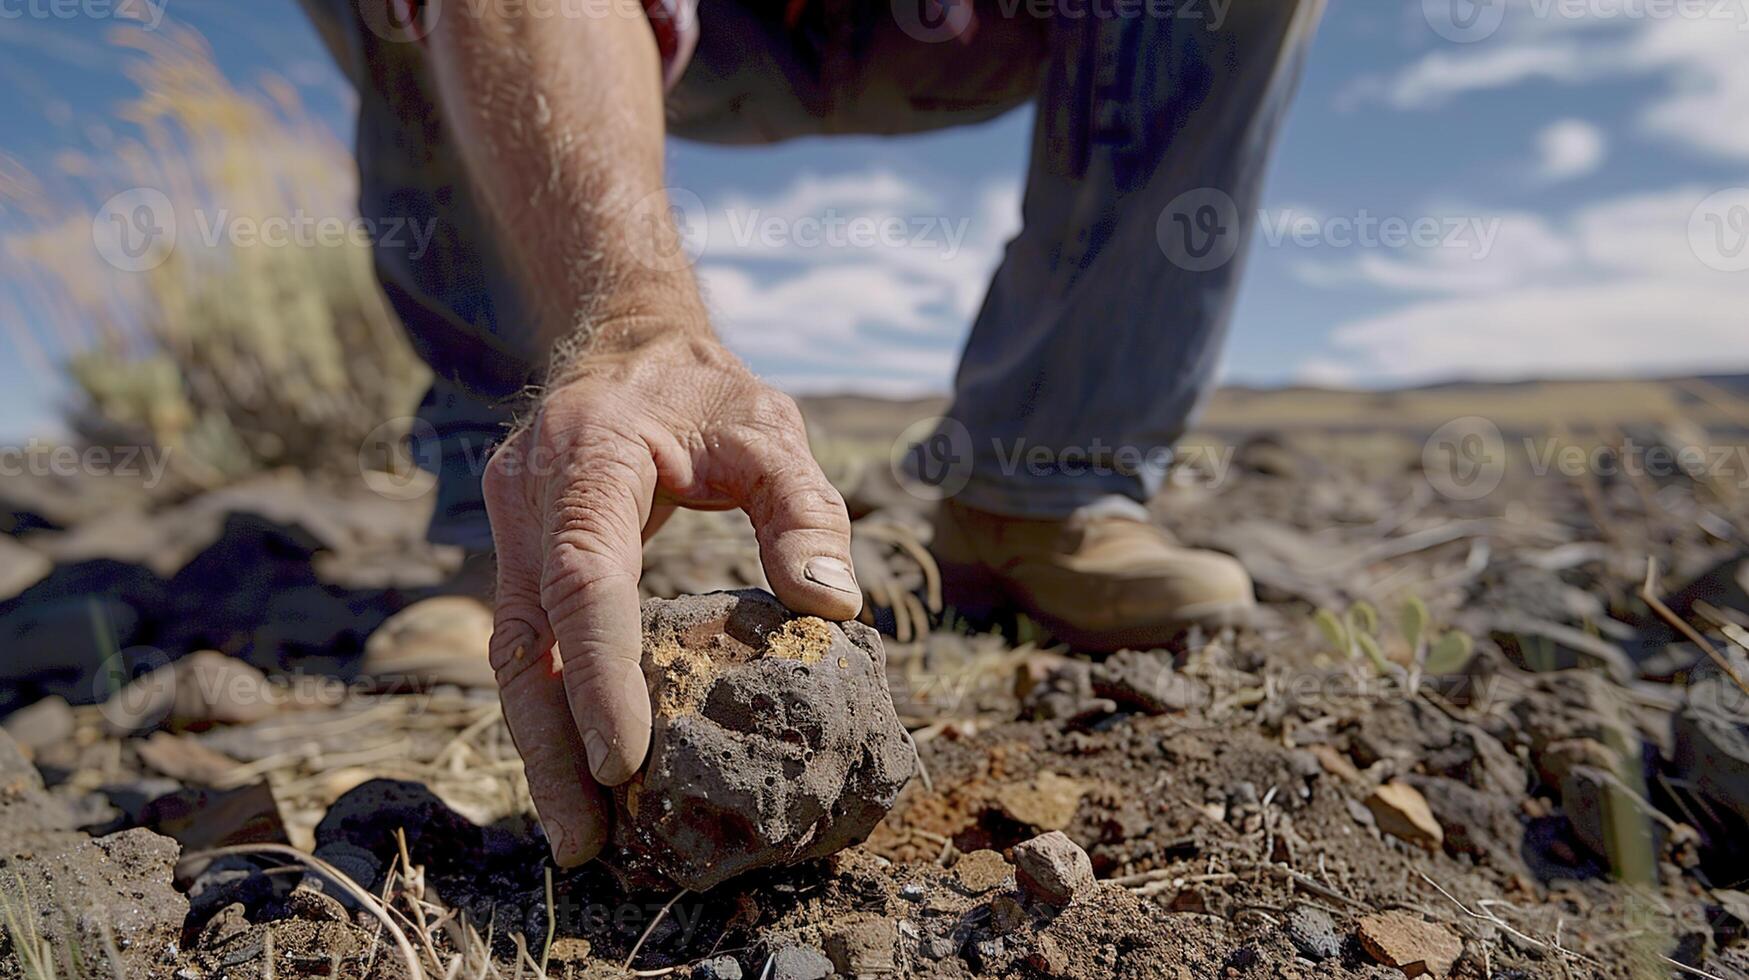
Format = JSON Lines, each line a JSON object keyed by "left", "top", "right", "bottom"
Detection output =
{"left": 482, "top": 331, "right": 862, "bottom": 866}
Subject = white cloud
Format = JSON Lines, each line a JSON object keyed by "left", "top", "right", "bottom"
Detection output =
{"left": 1362, "top": 11, "right": 1749, "bottom": 162}
{"left": 1297, "top": 185, "right": 1749, "bottom": 385}
{"left": 1535, "top": 118, "right": 1606, "bottom": 181}
{"left": 695, "top": 170, "right": 1022, "bottom": 395}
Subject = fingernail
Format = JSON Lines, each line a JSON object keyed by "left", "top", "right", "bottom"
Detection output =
{"left": 582, "top": 728, "right": 611, "bottom": 778}
{"left": 804, "top": 556, "right": 860, "bottom": 595}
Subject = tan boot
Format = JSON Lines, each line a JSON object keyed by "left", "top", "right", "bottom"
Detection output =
{"left": 930, "top": 498, "right": 1255, "bottom": 651}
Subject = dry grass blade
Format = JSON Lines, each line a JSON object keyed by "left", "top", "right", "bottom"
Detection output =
{"left": 622, "top": 889, "right": 689, "bottom": 972}
{"left": 183, "top": 843, "right": 425, "bottom": 980}
{"left": 1640, "top": 558, "right": 1749, "bottom": 698}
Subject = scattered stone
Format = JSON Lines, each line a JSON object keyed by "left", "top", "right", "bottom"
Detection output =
{"left": 315, "top": 778, "right": 484, "bottom": 890}
{"left": 954, "top": 849, "right": 1014, "bottom": 894}
{"left": 2, "top": 695, "right": 74, "bottom": 753}
{"left": 825, "top": 917, "right": 897, "bottom": 974}
{"left": 1357, "top": 911, "right": 1463, "bottom": 978}
{"left": 1559, "top": 765, "right": 1687, "bottom": 869}
{"left": 606, "top": 591, "right": 913, "bottom": 891}
{"left": 0, "top": 535, "right": 51, "bottom": 600}
{"left": 0, "top": 728, "right": 84, "bottom": 858}
{"left": 994, "top": 771, "right": 1087, "bottom": 831}
{"left": 695, "top": 955, "right": 744, "bottom": 980}
{"left": 1089, "top": 649, "right": 1208, "bottom": 714}
{"left": 1286, "top": 904, "right": 1341, "bottom": 961}
{"left": 1013, "top": 831, "right": 1095, "bottom": 907}
{"left": 135, "top": 731, "right": 242, "bottom": 785}
{"left": 186, "top": 855, "right": 275, "bottom": 927}
{"left": 966, "top": 937, "right": 1006, "bottom": 973}
{"left": 102, "top": 650, "right": 279, "bottom": 735}
{"left": 770, "top": 944, "right": 833, "bottom": 980}
{"left": 989, "top": 893, "right": 1029, "bottom": 934}
{"left": 1366, "top": 780, "right": 1444, "bottom": 851}
{"left": 899, "top": 880, "right": 927, "bottom": 902}
{"left": 1310, "top": 744, "right": 1362, "bottom": 783}
{"left": 140, "top": 781, "right": 287, "bottom": 856}
{"left": 920, "top": 932, "right": 957, "bottom": 960}
{"left": 360, "top": 595, "right": 495, "bottom": 688}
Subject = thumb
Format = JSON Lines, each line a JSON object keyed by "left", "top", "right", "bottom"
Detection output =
{"left": 726, "top": 440, "right": 861, "bottom": 621}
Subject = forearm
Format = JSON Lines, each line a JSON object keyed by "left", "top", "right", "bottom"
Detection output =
{"left": 424, "top": 2, "right": 709, "bottom": 362}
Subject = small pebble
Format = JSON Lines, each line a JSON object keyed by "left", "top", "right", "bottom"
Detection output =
{"left": 899, "top": 881, "right": 927, "bottom": 902}
{"left": 921, "top": 933, "right": 956, "bottom": 961}
{"left": 1286, "top": 904, "right": 1341, "bottom": 962}
{"left": 695, "top": 955, "right": 743, "bottom": 980}
{"left": 770, "top": 945, "right": 832, "bottom": 980}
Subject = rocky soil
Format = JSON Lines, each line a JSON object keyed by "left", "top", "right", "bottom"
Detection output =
{"left": 3, "top": 398, "right": 1749, "bottom": 979}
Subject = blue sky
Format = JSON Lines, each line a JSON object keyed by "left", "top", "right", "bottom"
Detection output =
{"left": 3, "top": 0, "right": 1748, "bottom": 438}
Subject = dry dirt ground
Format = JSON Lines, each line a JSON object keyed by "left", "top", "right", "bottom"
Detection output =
{"left": 4, "top": 377, "right": 1749, "bottom": 979}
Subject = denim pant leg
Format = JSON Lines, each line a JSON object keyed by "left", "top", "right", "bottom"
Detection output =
{"left": 939, "top": 0, "right": 1326, "bottom": 518}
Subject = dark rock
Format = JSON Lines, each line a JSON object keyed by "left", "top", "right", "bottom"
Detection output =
{"left": 1286, "top": 904, "right": 1341, "bottom": 961}
{"left": 770, "top": 945, "right": 832, "bottom": 980}
{"left": 315, "top": 778, "right": 483, "bottom": 890}
{"left": 187, "top": 855, "right": 277, "bottom": 927}
{"left": 606, "top": 591, "right": 912, "bottom": 891}
{"left": 1013, "top": 831, "right": 1095, "bottom": 907}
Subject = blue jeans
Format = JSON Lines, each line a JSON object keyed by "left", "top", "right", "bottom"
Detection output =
{"left": 301, "top": 0, "right": 1324, "bottom": 547}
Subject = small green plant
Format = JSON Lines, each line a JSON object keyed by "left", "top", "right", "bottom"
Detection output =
{"left": 2, "top": 872, "right": 58, "bottom": 980}
{"left": 1315, "top": 597, "right": 1473, "bottom": 680}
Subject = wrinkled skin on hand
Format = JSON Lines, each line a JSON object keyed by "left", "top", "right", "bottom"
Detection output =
{"left": 482, "top": 333, "right": 863, "bottom": 865}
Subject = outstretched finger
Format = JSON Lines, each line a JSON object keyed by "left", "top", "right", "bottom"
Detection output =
{"left": 541, "top": 445, "right": 656, "bottom": 787}
{"left": 482, "top": 447, "right": 609, "bottom": 866}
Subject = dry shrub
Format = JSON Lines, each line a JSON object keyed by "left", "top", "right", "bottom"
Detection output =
{"left": 3, "top": 25, "right": 427, "bottom": 487}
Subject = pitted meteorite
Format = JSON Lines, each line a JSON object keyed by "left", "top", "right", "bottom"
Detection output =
{"left": 606, "top": 590, "right": 914, "bottom": 890}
